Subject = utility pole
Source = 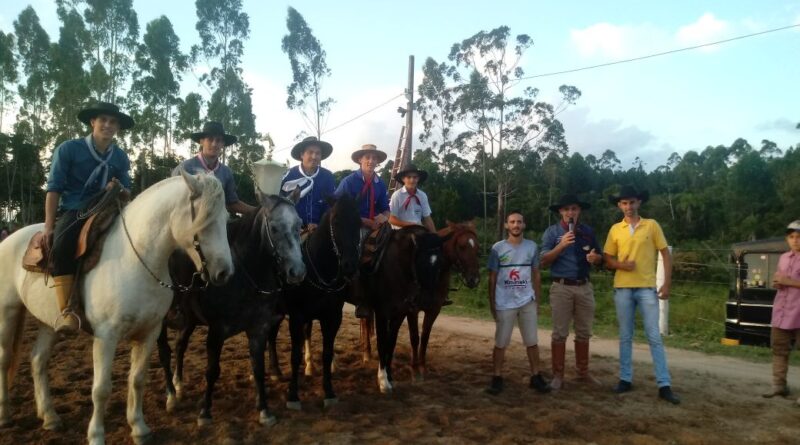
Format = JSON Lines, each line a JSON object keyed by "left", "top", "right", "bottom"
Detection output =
{"left": 390, "top": 55, "right": 415, "bottom": 191}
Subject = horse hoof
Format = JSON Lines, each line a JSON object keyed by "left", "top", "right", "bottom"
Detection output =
{"left": 304, "top": 368, "right": 313, "bottom": 377}
{"left": 269, "top": 374, "right": 282, "bottom": 382}
{"left": 323, "top": 397, "right": 339, "bottom": 408}
{"left": 286, "top": 401, "right": 302, "bottom": 411}
{"left": 131, "top": 432, "right": 153, "bottom": 445}
{"left": 42, "top": 416, "right": 63, "bottom": 431}
{"left": 379, "top": 383, "right": 393, "bottom": 394}
{"left": 258, "top": 411, "right": 277, "bottom": 427}
{"left": 197, "top": 416, "right": 212, "bottom": 427}
{"left": 166, "top": 393, "right": 177, "bottom": 413}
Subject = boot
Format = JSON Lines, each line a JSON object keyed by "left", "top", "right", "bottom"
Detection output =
{"left": 550, "top": 341, "right": 566, "bottom": 390}
{"left": 53, "top": 275, "right": 80, "bottom": 334}
{"left": 763, "top": 354, "right": 790, "bottom": 398}
{"left": 574, "top": 340, "right": 600, "bottom": 384}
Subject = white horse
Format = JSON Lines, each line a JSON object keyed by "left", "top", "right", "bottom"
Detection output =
{"left": 0, "top": 170, "right": 234, "bottom": 445}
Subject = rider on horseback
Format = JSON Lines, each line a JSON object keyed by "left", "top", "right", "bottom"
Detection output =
{"left": 44, "top": 102, "right": 134, "bottom": 334}
{"left": 280, "top": 136, "right": 337, "bottom": 231}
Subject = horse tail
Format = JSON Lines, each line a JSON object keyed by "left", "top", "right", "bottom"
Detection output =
{"left": 6, "top": 308, "right": 27, "bottom": 388}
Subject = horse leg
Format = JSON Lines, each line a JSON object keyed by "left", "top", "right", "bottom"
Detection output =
{"left": 385, "top": 315, "right": 405, "bottom": 388}
{"left": 126, "top": 328, "right": 160, "bottom": 444}
{"left": 407, "top": 312, "right": 421, "bottom": 382}
{"left": 267, "top": 317, "right": 283, "bottom": 381}
{"left": 303, "top": 321, "right": 314, "bottom": 377}
{"left": 321, "top": 310, "right": 343, "bottom": 407}
{"left": 373, "top": 313, "right": 393, "bottom": 394}
{"left": 0, "top": 305, "right": 24, "bottom": 428}
{"left": 156, "top": 323, "right": 178, "bottom": 413}
{"left": 30, "top": 326, "right": 60, "bottom": 430}
{"left": 285, "top": 316, "right": 305, "bottom": 410}
{"left": 360, "top": 315, "right": 373, "bottom": 364}
{"left": 173, "top": 322, "right": 195, "bottom": 401}
{"left": 419, "top": 307, "right": 441, "bottom": 380}
{"left": 87, "top": 334, "right": 120, "bottom": 445}
{"left": 197, "top": 328, "right": 224, "bottom": 426}
{"left": 246, "top": 329, "right": 276, "bottom": 427}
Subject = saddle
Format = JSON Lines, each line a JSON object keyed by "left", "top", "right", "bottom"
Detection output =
{"left": 360, "top": 222, "right": 392, "bottom": 274}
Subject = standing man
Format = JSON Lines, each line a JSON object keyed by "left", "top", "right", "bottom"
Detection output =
{"left": 486, "top": 210, "right": 551, "bottom": 395}
{"left": 388, "top": 163, "right": 435, "bottom": 232}
{"left": 603, "top": 185, "right": 680, "bottom": 404}
{"left": 45, "top": 102, "right": 134, "bottom": 333}
{"left": 540, "top": 194, "right": 603, "bottom": 390}
{"left": 174, "top": 121, "right": 255, "bottom": 215}
{"left": 280, "top": 136, "right": 336, "bottom": 230}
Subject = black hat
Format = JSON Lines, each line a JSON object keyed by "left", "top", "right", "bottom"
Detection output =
{"left": 291, "top": 136, "right": 333, "bottom": 161}
{"left": 190, "top": 122, "right": 237, "bottom": 146}
{"left": 608, "top": 185, "right": 650, "bottom": 205}
{"left": 394, "top": 163, "right": 429, "bottom": 184}
{"left": 77, "top": 102, "right": 134, "bottom": 130}
{"left": 548, "top": 194, "right": 591, "bottom": 212}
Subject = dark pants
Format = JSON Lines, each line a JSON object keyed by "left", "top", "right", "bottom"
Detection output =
{"left": 50, "top": 210, "right": 87, "bottom": 277}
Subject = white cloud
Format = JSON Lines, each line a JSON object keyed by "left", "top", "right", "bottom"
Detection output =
{"left": 676, "top": 13, "right": 730, "bottom": 49}
{"left": 569, "top": 22, "right": 669, "bottom": 59}
{"left": 755, "top": 118, "right": 798, "bottom": 133}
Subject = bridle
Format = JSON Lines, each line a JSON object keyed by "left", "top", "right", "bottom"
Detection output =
{"left": 304, "top": 209, "right": 353, "bottom": 293}
{"left": 446, "top": 228, "right": 479, "bottom": 291}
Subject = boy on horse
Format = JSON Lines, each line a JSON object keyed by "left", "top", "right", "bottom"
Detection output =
{"left": 280, "top": 136, "right": 337, "bottom": 231}
{"left": 174, "top": 122, "right": 256, "bottom": 215}
{"left": 388, "top": 163, "right": 435, "bottom": 232}
{"left": 44, "top": 102, "right": 134, "bottom": 333}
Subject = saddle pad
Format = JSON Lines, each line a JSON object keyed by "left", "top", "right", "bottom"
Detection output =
{"left": 22, "top": 231, "right": 48, "bottom": 273}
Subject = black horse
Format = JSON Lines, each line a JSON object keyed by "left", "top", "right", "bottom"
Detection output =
{"left": 267, "top": 194, "right": 362, "bottom": 410}
{"left": 156, "top": 191, "right": 305, "bottom": 427}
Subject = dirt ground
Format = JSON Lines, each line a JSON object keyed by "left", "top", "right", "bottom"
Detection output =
{"left": 2, "top": 311, "right": 800, "bottom": 445}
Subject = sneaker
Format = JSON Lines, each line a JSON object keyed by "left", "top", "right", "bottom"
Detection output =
{"left": 485, "top": 376, "right": 503, "bottom": 395}
{"left": 529, "top": 373, "right": 551, "bottom": 394}
{"left": 658, "top": 386, "right": 681, "bottom": 405}
{"left": 762, "top": 387, "right": 790, "bottom": 398}
{"left": 612, "top": 380, "right": 633, "bottom": 393}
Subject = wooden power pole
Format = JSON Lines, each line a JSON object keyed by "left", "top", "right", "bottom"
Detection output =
{"left": 390, "top": 55, "right": 415, "bottom": 191}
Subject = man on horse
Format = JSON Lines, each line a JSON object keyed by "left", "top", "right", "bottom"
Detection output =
{"left": 540, "top": 194, "right": 603, "bottom": 390}
{"left": 44, "top": 101, "right": 134, "bottom": 333}
{"left": 280, "top": 136, "right": 336, "bottom": 230}
{"left": 174, "top": 122, "right": 256, "bottom": 215}
{"left": 335, "top": 144, "right": 390, "bottom": 318}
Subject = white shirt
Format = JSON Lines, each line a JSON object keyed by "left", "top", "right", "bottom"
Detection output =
{"left": 389, "top": 186, "right": 432, "bottom": 229}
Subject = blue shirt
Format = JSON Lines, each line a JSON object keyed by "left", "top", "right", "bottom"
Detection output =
{"left": 334, "top": 170, "right": 389, "bottom": 219}
{"left": 46, "top": 136, "right": 131, "bottom": 210}
{"left": 280, "top": 165, "right": 336, "bottom": 226}
{"left": 541, "top": 222, "right": 602, "bottom": 280}
{"left": 173, "top": 156, "right": 239, "bottom": 205}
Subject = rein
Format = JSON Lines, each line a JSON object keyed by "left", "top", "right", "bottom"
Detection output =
{"left": 445, "top": 228, "right": 477, "bottom": 291}
{"left": 304, "top": 212, "right": 349, "bottom": 293}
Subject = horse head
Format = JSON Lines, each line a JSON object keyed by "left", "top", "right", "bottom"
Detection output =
{"left": 441, "top": 220, "right": 481, "bottom": 288}
{"left": 177, "top": 169, "right": 234, "bottom": 286}
{"left": 257, "top": 189, "right": 306, "bottom": 284}
{"left": 325, "top": 194, "right": 362, "bottom": 278}
{"left": 406, "top": 228, "right": 445, "bottom": 292}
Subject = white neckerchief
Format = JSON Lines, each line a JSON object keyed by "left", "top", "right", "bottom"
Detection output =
{"left": 83, "top": 134, "right": 115, "bottom": 193}
{"left": 281, "top": 165, "right": 319, "bottom": 199}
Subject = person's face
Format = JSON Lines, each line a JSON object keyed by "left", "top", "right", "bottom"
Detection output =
{"left": 402, "top": 173, "right": 419, "bottom": 190}
{"left": 787, "top": 231, "right": 800, "bottom": 252}
{"left": 558, "top": 204, "right": 581, "bottom": 223}
{"left": 505, "top": 213, "right": 525, "bottom": 237}
{"left": 201, "top": 135, "right": 225, "bottom": 159}
{"left": 301, "top": 145, "right": 322, "bottom": 171}
{"left": 617, "top": 198, "right": 640, "bottom": 218}
{"left": 359, "top": 153, "right": 380, "bottom": 175}
{"left": 90, "top": 114, "right": 120, "bottom": 141}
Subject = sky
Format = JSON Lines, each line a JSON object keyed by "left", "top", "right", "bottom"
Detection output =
{"left": 2, "top": 0, "right": 799, "bottom": 172}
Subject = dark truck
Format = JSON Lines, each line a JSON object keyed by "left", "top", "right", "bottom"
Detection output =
{"left": 725, "top": 238, "right": 787, "bottom": 346}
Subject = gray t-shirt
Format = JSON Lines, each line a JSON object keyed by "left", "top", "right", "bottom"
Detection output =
{"left": 487, "top": 239, "right": 540, "bottom": 310}
{"left": 173, "top": 156, "right": 239, "bottom": 205}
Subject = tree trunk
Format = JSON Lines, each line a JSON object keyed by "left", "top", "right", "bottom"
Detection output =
{"left": 495, "top": 180, "right": 505, "bottom": 241}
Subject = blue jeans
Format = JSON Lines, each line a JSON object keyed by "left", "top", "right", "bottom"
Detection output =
{"left": 614, "top": 288, "right": 672, "bottom": 387}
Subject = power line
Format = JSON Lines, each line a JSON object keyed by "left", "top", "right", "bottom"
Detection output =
{"left": 519, "top": 22, "right": 800, "bottom": 80}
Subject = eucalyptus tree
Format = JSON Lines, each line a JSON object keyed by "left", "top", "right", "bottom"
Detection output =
{"left": 49, "top": 6, "right": 91, "bottom": 143}
{"left": 0, "top": 32, "right": 17, "bottom": 133}
{"left": 281, "top": 6, "right": 333, "bottom": 139}
{"left": 13, "top": 6, "right": 53, "bottom": 149}
{"left": 417, "top": 57, "right": 460, "bottom": 173}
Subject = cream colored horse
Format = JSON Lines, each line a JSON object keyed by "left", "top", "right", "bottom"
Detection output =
{"left": 0, "top": 170, "right": 234, "bottom": 445}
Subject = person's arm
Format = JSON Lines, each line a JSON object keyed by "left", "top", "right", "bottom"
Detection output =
{"left": 603, "top": 253, "right": 636, "bottom": 271}
{"left": 533, "top": 266, "right": 542, "bottom": 310}
{"left": 489, "top": 271, "right": 498, "bottom": 320}
{"left": 773, "top": 272, "right": 800, "bottom": 289}
{"left": 374, "top": 210, "right": 390, "bottom": 225}
{"left": 388, "top": 214, "right": 416, "bottom": 228}
{"left": 657, "top": 247, "right": 672, "bottom": 299}
{"left": 540, "top": 230, "right": 574, "bottom": 267}
{"left": 422, "top": 216, "right": 436, "bottom": 232}
{"left": 43, "top": 191, "right": 60, "bottom": 248}
{"left": 227, "top": 200, "right": 257, "bottom": 215}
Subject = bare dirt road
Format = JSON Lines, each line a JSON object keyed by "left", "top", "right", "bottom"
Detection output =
{"left": 2, "top": 308, "right": 799, "bottom": 445}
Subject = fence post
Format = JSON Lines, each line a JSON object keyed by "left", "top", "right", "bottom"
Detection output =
{"left": 657, "top": 246, "right": 673, "bottom": 336}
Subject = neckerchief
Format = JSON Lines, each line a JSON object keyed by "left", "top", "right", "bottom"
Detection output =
{"left": 197, "top": 153, "right": 220, "bottom": 173}
{"left": 360, "top": 172, "right": 376, "bottom": 219}
{"left": 83, "top": 134, "right": 116, "bottom": 195}
{"left": 281, "top": 165, "right": 319, "bottom": 199}
{"left": 402, "top": 187, "right": 421, "bottom": 210}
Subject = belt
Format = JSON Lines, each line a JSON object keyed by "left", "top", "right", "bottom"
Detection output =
{"left": 552, "top": 277, "right": 588, "bottom": 286}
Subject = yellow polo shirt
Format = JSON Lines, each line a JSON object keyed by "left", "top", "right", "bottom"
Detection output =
{"left": 603, "top": 218, "right": 668, "bottom": 288}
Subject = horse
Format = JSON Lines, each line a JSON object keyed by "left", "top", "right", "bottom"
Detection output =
{"left": 156, "top": 188, "right": 306, "bottom": 427}
{"left": 266, "top": 194, "right": 362, "bottom": 410}
{"left": 360, "top": 225, "right": 448, "bottom": 394}
{"left": 0, "top": 170, "right": 234, "bottom": 445}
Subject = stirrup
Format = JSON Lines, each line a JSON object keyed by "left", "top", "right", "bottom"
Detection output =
{"left": 54, "top": 310, "right": 82, "bottom": 335}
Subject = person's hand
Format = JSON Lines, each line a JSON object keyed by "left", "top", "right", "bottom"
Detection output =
{"left": 41, "top": 225, "right": 54, "bottom": 250}
{"left": 374, "top": 213, "right": 388, "bottom": 225}
{"left": 658, "top": 284, "right": 670, "bottom": 300}
{"left": 773, "top": 272, "right": 788, "bottom": 288}
{"left": 558, "top": 231, "right": 575, "bottom": 249}
{"left": 105, "top": 178, "right": 121, "bottom": 191}
{"left": 306, "top": 223, "right": 318, "bottom": 232}
{"left": 491, "top": 307, "right": 497, "bottom": 321}
{"left": 617, "top": 259, "right": 636, "bottom": 271}
{"left": 586, "top": 248, "right": 601, "bottom": 264}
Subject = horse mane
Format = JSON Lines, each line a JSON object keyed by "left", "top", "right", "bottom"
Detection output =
{"left": 186, "top": 173, "right": 226, "bottom": 236}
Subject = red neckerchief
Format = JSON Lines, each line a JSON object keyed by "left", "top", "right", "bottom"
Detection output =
{"left": 197, "top": 153, "right": 219, "bottom": 173}
{"left": 402, "top": 187, "right": 420, "bottom": 210}
{"left": 360, "top": 173, "right": 375, "bottom": 219}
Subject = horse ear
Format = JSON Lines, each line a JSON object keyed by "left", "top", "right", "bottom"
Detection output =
{"left": 179, "top": 167, "right": 202, "bottom": 200}
{"left": 288, "top": 186, "right": 302, "bottom": 204}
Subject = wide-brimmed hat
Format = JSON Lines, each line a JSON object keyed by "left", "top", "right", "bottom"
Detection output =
{"left": 548, "top": 194, "right": 591, "bottom": 212}
{"left": 291, "top": 136, "right": 333, "bottom": 161}
{"left": 394, "top": 163, "right": 428, "bottom": 184}
{"left": 608, "top": 185, "right": 649, "bottom": 205}
{"left": 77, "top": 102, "right": 134, "bottom": 130}
{"left": 190, "top": 122, "right": 237, "bottom": 146}
{"left": 786, "top": 220, "right": 800, "bottom": 234}
{"left": 351, "top": 144, "right": 387, "bottom": 164}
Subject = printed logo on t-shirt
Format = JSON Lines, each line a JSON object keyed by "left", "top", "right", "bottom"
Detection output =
{"left": 504, "top": 268, "right": 528, "bottom": 288}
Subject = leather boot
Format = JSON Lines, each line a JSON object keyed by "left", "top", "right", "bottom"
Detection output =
{"left": 53, "top": 275, "right": 80, "bottom": 334}
{"left": 550, "top": 341, "right": 566, "bottom": 390}
{"left": 763, "top": 354, "right": 790, "bottom": 398}
{"left": 574, "top": 340, "right": 600, "bottom": 384}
